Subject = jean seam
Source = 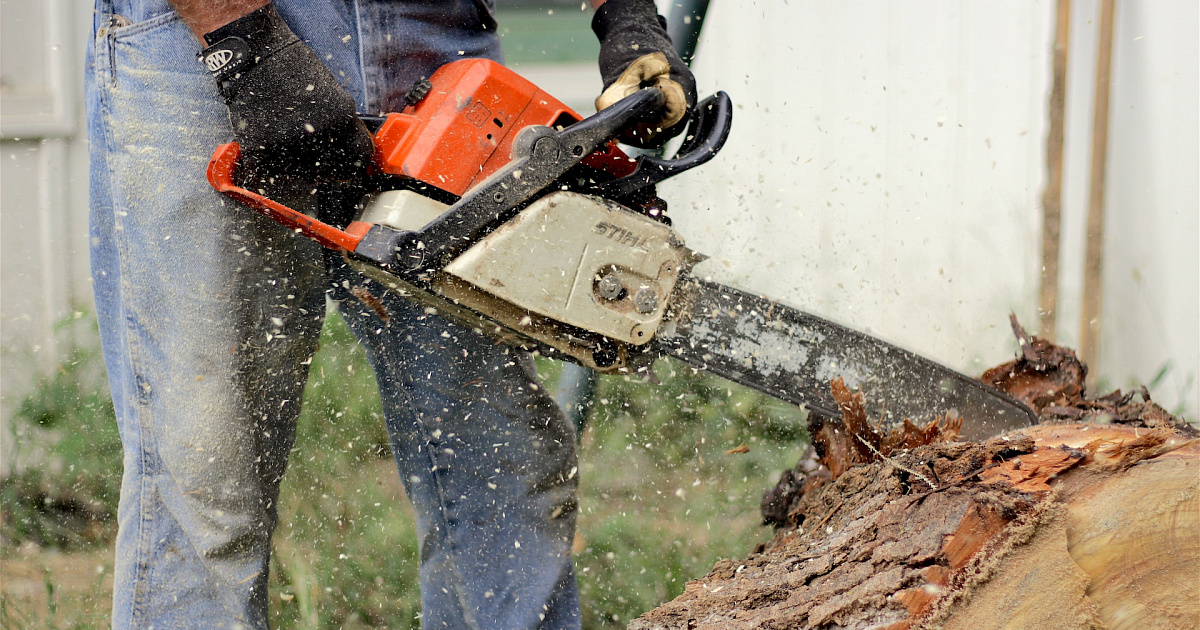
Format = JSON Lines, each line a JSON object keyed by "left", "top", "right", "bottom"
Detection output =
{"left": 93, "top": 44, "right": 159, "bottom": 626}
{"left": 94, "top": 18, "right": 117, "bottom": 85}
{"left": 351, "top": 0, "right": 371, "bottom": 113}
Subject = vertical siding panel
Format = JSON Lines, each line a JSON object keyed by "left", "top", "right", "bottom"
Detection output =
{"left": 1097, "top": 1, "right": 1199, "bottom": 413}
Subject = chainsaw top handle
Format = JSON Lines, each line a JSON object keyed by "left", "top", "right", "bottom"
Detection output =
{"left": 591, "top": 91, "right": 733, "bottom": 202}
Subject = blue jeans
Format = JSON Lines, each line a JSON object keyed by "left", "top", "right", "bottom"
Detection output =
{"left": 85, "top": 2, "right": 580, "bottom": 628}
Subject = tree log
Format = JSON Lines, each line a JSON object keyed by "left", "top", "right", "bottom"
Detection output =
{"left": 631, "top": 323, "right": 1199, "bottom": 630}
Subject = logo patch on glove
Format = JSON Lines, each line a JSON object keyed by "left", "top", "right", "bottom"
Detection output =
{"left": 200, "top": 36, "right": 253, "bottom": 83}
{"left": 204, "top": 49, "right": 235, "bottom": 73}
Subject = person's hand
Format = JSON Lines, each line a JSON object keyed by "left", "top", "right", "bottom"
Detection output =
{"left": 592, "top": 0, "right": 697, "bottom": 148}
{"left": 200, "top": 4, "right": 374, "bottom": 186}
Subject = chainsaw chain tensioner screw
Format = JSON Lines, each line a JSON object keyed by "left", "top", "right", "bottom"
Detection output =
{"left": 633, "top": 288, "right": 659, "bottom": 313}
{"left": 597, "top": 274, "right": 624, "bottom": 301}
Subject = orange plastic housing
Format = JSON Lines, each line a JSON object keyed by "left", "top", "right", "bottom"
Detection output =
{"left": 205, "top": 58, "right": 640, "bottom": 256}
{"left": 206, "top": 142, "right": 374, "bottom": 251}
{"left": 374, "top": 58, "right": 633, "bottom": 196}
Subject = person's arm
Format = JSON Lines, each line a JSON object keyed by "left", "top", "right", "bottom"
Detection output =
{"left": 168, "top": 0, "right": 269, "bottom": 40}
{"left": 589, "top": 0, "right": 696, "bottom": 147}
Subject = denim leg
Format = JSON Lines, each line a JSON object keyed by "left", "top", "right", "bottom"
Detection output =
{"left": 344, "top": 3, "right": 581, "bottom": 627}
{"left": 90, "top": 0, "right": 581, "bottom": 626}
{"left": 333, "top": 269, "right": 580, "bottom": 630}
{"left": 353, "top": 0, "right": 504, "bottom": 114}
{"left": 88, "top": 5, "right": 327, "bottom": 628}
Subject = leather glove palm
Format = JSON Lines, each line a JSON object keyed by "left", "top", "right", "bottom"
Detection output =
{"left": 592, "top": 0, "right": 697, "bottom": 147}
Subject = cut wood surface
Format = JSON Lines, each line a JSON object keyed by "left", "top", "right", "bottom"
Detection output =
{"left": 631, "top": 322, "right": 1199, "bottom": 630}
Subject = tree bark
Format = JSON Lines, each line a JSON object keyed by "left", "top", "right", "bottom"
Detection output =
{"left": 632, "top": 422, "right": 1197, "bottom": 630}
{"left": 631, "top": 324, "right": 1198, "bottom": 630}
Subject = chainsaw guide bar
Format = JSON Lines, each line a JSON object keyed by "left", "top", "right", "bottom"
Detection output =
{"left": 655, "top": 277, "right": 1036, "bottom": 439}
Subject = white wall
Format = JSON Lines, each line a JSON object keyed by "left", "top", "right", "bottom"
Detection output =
{"left": 1060, "top": 0, "right": 1198, "bottom": 414}
{"left": 665, "top": 0, "right": 1197, "bottom": 417}
{"left": 0, "top": 0, "right": 93, "bottom": 470}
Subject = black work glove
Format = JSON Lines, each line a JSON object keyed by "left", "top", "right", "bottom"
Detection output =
{"left": 200, "top": 4, "right": 374, "bottom": 186}
{"left": 592, "top": 0, "right": 697, "bottom": 148}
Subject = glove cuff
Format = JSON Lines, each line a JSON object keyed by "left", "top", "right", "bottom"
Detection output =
{"left": 591, "top": 0, "right": 668, "bottom": 42}
{"left": 200, "top": 4, "right": 298, "bottom": 90}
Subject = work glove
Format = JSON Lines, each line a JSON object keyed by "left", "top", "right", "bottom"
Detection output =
{"left": 200, "top": 4, "right": 374, "bottom": 187}
{"left": 592, "top": 0, "right": 697, "bottom": 148}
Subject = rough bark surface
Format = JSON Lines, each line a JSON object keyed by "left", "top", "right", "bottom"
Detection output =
{"left": 631, "top": 323, "right": 1199, "bottom": 630}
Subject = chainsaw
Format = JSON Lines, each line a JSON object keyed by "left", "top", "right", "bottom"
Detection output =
{"left": 207, "top": 58, "right": 1035, "bottom": 440}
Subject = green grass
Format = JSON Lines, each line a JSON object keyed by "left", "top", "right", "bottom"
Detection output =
{"left": 573, "top": 359, "right": 806, "bottom": 626}
{"left": 2, "top": 311, "right": 808, "bottom": 628}
{"left": 2, "top": 337, "right": 121, "bottom": 551}
{"left": 265, "top": 311, "right": 422, "bottom": 629}
{"left": 495, "top": 7, "right": 601, "bottom": 65}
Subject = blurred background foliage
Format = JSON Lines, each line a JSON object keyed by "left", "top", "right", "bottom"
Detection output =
{"left": 494, "top": 0, "right": 600, "bottom": 65}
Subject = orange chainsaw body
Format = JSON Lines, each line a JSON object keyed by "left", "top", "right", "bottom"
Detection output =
{"left": 373, "top": 58, "right": 633, "bottom": 197}
{"left": 207, "top": 58, "right": 636, "bottom": 251}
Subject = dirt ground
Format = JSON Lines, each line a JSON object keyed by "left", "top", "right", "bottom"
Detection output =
{"left": 1, "top": 545, "right": 114, "bottom": 628}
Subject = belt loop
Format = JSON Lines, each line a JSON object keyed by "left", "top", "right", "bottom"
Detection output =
{"left": 351, "top": 0, "right": 373, "bottom": 114}
{"left": 94, "top": 0, "right": 112, "bottom": 36}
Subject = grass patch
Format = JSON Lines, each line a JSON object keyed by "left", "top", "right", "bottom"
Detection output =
{"left": 2, "top": 337, "right": 121, "bottom": 550}
{"left": 2, "top": 311, "right": 807, "bottom": 628}
{"left": 572, "top": 360, "right": 806, "bottom": 627}
{"left": 266, "top": 312, "right": 422, "bottom": 629}
{"left": 496, "top": 6, "right": 600, "bottom": 66}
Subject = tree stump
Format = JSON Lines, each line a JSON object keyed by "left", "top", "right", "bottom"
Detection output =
{"left": 630, "top": 321, "right": 1199, "bottom": 630}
